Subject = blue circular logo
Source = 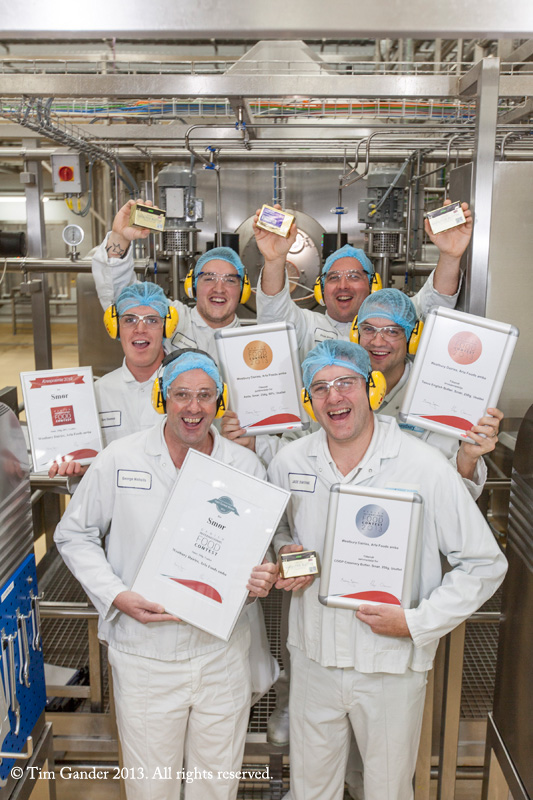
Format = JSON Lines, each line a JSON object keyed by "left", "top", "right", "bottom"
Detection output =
{"left": 355, "top": 504, "right": 389, "bottom": 538}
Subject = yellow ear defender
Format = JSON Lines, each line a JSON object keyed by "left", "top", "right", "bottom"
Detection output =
{"left": 301, "top": 387, "right": 316, "bottom": 421}
{"left": 184, "top": 269, "right": 195, "bottom": 299}
{"left": 313, "top": 267, "right": 382, "bottom": 306}
{"left": 350, "top": 315, "right": 423, "bottom": 356}
{"left": 151, "top": 348, "right": 228, "bottom": 416}
{"left": 367, "top": 370, "right": 387, "bottom": 410}
{"left": 407, "top": 319, "right": 423, "bottom": 355}
{"left": 103, "top": 304, "right": 120, "bottom": 339}
{"left": 103, "top": 304, "right": 179, "bottom": 340}
{"left": 301, "top": 370, "right": 386, "bottom": 420}
{"left": 184, "top": 267, "right": 251, "bottom": 304}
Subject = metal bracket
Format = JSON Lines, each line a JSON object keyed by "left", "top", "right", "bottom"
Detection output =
{"left": 0, "top": 735, "right": 33, "bottom": 761}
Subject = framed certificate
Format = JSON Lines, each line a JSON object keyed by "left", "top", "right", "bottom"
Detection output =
{"left": 215, "top": 322, "right": 310, "bottom": 436}
{"left": 20, "top": 367, "right": 103, "bottom": 473}
{"left": 399, "top": 307, "right": 519, "bottom": 442}
{"left": 319, "top": 485, "right": 423, "bottom": 610}
{"left": 132, "top": 449, "right": 290, "bottom": 641}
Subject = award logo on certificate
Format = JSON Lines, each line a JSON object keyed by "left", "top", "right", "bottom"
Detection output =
{"left": 132, "top": 449, "right": 290, "bottom": 641}
{"left": 20, "top": 367, "right": 103, "bottom": 472}
{"left": 319, "top": 485, "right": 423, "bottom": 610}
{"left": 215, "top": 322, "right": 309, "bottom": 436}
{"left": 399, "top": 307, "right": 519, "bottom": 441}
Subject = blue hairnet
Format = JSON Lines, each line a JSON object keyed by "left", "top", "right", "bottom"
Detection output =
{"left": 322, "top": 245, "right": 374, "bottom": 279}
{"left": 302, "top": 340, "right": 371, "bottom": 391}
{"left": 162, "top": 351, "right": 223, "bottom": 399}
{"left": 357, "top": 289, "right": 417, "bottom": 339}
{"left": 116, "top": 281, "right": 170, "bottom": 318}
{"left": 194, "top": 247, "right": 245, "bottom": 287}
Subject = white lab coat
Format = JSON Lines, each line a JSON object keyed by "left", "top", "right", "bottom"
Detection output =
{"left": 92, "top": 234, "right": 241, "bottom": 362}
{"left": 268, "top": 415, "right": 506, "bottom": 672}
{"left": 267, "top": 416, "right": 506, "bottom": 800}
{"left": 54, "top": 423, "right": 272, "bottom": 799}
{"left": 256, "top": 270, "right": 460, "bottom": 363}
{"left": 54, "top": 422, "right": 266, "bottom": 660}
{"left": 94, "top": 359, "right": 161, "bottom": 446}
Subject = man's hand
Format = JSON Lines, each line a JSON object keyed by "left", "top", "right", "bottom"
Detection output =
{"left": 356, "top": 604, "right": 411, "bottom": 638}
{"left": 105, "top": 199, "right": 152, "bottom": 259}
{"left": 425, "top": 200, "right": 473, "bottom": 259}
{"left": 457, "top": 407, "right": 503, "bottom": 481}
{"left": 112, "top": 590, "right": 181, "bottom": 624}
{"left": 220, "top": 410, "right": 256, "bottom": 451}
{"left": 247, "top": 559, "right": 279, "bottom": 598}
{"left": 48, "top": 460, "right": 89, "bottom": 479}
{"left": 275, "top": 545, "right": 315, "bottom": 593}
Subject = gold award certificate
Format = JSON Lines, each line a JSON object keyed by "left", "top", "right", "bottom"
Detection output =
{"left": 215, "top": 322, "right": 308, "bottom": 436}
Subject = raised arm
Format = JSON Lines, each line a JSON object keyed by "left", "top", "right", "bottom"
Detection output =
{"left": 92, "top": 200, "right": 152, "bottom": 310}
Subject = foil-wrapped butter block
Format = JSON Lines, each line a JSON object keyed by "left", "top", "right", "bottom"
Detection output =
{"left": 256, "top": 204, "right": 295, "bottom": 238}
{"left": 129, "top": 202, "right": 166, "bottom": 232}
{"left": 426, "top": 201, "right": 466, "bottom": 235}
{"left": 279, "top": 550, "right": 319, "bottom": 579}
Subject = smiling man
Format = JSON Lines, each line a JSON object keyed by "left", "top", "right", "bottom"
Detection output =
{"left": 254, "top": 201, "right": 472, "bottom": 362}
{"left": 54, "top": 350, "right": 278, "bottom": 800}
{"left": 49, "top": 281, "right": 169, "bottom": 482}
{"left": 356, "top": 288, "right": 503, "bottom": 499}
{"left": 267, "top": 339, "right": 507, "bottom": 800}
{"left": 91, "top": 200, "right": 247, "bottom": 361}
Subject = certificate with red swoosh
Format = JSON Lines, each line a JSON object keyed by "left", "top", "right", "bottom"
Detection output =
{"left": 399, "top": 307, "right": 518, "bottom": 442}
{"left": 20, "top": 366, "right": 103, "bottom": 472}
{"left": 319, "top": 485, "right": 423, "bottom": 611}
{"left": 132, "top": 449, "right": 290, "bottom": 641}
{"left": 215, "top": 322, "right": 309, "bottom": 437}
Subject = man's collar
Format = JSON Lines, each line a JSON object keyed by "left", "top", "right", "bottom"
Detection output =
{"left": 309, "top": 415, "right": 403, "bottom": 474}
{"left": 191, "top": 305, "right": 240, "bottom": 330}
{"left": 121, "top": 358, "right": 161, "bottom": 386}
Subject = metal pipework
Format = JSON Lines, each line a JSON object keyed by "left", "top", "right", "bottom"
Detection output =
{"left": 1, "top": 257, "right": 169, "bottom": 275}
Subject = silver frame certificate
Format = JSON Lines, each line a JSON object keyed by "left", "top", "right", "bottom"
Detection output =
{"left": 399, "top": 306, "right": 519, "bottom": 442}
{"left": 20, "top": 367, "right": 103, "bottom": 473}
{"left": 215, "top": 322, "right": 309, "bottom": 436}
{"left": 319, "top": 485, "right": 423, "bottom": 610}
{"left": 132, "top": 449, "right": 290, "bottom": 641}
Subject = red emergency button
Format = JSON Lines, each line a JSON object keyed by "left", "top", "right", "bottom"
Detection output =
{"left": 58, "top": 166, "right": 74, "bottom": 182}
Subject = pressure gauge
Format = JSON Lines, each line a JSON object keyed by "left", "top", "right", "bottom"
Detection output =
{"left": 62, "top": 224, "right": 84, "bottom": 247}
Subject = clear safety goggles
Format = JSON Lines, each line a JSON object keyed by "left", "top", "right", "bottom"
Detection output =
{"left": 120, "top": 313, "right": 164, "bottom": 328}
{"left": 309, "top": 374, "right": 363, "bottom": 400}
{"left": 358, "top": 323, "right": 405, "bottom": 341}
{"left": 167, "top": 387, "right": 217, "bottom": 404}
{"left": 197, "top": 272, "right": 241, "bottom": 286}
{"left": 324, "top": 270, "right": 367, "bottom": 284}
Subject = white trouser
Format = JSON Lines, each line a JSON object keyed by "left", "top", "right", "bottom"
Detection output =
{"left": 288, "top": 646, "right": 427, "bottom": 800}
{"left": 108, "top": 629, "right": 251, "bottom": 800}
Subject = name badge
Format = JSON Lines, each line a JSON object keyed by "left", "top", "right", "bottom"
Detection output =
{"left": 117, "top": 470, "right": 152, "bottom": 490}
{"left": 314, "top": 327, "right": 337, "bottom": 344}
{"left": 99, "top": 410, "right": 121, "bottom": 429}
{"left": 289, "top": 473, "right": 317, "bottom": 493}
{"left": 173, "top": 333, "right": 197, "bottom": 349}
{"left": 399, "top": 422, "right": 426, "bottom": 436}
